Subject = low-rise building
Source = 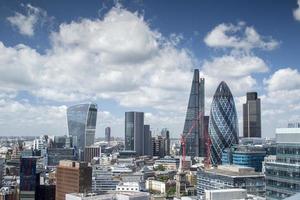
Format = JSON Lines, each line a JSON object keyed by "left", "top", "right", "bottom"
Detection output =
{"left": 197, "top": 165, "right": 265, "bottom": 199}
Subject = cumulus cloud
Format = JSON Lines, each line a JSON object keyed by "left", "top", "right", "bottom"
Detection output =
{"left": 294, "top": 0, "right": 300, "bottom": 21}
{"left": 0, "top": 5, "right": 195, "bottom": 135}
{"left": 264, "top": 68, "right": 300, "bottom": 91}
{"left": 7, "top": 4, "right": 47, "bottom": 36}
{"left": 204, "top": 22, "right": 279, "bottom": 52}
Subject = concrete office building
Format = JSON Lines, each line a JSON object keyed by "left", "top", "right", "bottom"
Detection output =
{"left": 265, "top": 125, "right": 300, "bottom": 200}
{"left": 125, "top": 112, "right": 144, "bottom": 156}
{"left": 243, "top": 92, "right": 261, "bottom": 138}
{"left": 56, "top": 160, "right": 92, "bottom": 200}
{"left": 84, "top": 146, "right": 101, "bottom": 163}
{"left": 197, "top": 165, "right": 265, "bottom": 199}
{"left": 92, "top": 165, "right": 119, "bottom": 194}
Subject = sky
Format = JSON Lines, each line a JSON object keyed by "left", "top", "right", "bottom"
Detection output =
{"left": 0, "top": 0, "right": 300, "bottom": 138}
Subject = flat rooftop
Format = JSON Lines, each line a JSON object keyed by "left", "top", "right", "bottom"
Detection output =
{"left": 203, "top": 165, "right": 264, "bottom": 178}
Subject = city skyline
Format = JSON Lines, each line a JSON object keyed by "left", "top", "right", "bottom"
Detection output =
{"left": 0, "top": 1, "right": 300, "bottom": 138}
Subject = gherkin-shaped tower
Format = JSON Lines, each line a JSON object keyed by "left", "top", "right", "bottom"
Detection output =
{"left": 209, "top": 81, "right": 238, "bottom": 165}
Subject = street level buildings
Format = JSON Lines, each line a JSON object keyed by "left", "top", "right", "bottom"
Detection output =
{"left": 197, "top": 165, "right": 265, "bottom": 199}
{"left": 56, "top": 160, "right": 92, "bottom": 200}
{"left": 265, "top": 126, "right": 300, "bottom": 200}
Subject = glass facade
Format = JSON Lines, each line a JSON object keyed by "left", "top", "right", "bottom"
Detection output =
{"left": 125, "top": 112, "right": 144, "bottom": 155}
{"left": 243, "top": 92, "right": 261, "bottom": 138}
{"left": 222, "top": 146, "right": 266, "bottom": 172}
{"left": 209, "top": 81, "right": 238, "bottom": 165}
{"left": 67, "top": 103, "right": 97, "bottom": 152}
{"left": 265, "top": 128, "right": 300, "bottom": 200}
{"left": 182, "top": 69, "right": 205, "bottom": 157}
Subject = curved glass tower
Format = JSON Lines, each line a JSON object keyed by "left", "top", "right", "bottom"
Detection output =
{"left": 67, "top": 103, "right": 97, "bottom": 151}
{"left": 209, "top": 81, "right": 238, "bottom": 165}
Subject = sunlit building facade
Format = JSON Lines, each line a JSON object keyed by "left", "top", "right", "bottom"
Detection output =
{"left": 209, "top": 81, "right": 238, "bottom": 165}
{"left": 67, "top": 103, "right": 98, "bottom": 155}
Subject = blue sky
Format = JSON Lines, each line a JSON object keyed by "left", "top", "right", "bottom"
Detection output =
{"left": 0, "top": 0, "right": 299, "bottom": 138}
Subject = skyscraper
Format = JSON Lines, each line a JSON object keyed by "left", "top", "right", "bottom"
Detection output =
{"left": 67, "top": 103, "right": 97, "bottom": 158}
{"left": 56, "top": 160, "right": 92, "bottom": 200}
{"left": 105, "top": 127, "right": 111, "bottom": 144}
{"left": 243, "top": 92, "right": 261, "bottom": 138}
{"left": 125, "top": 112, "right": 144, "bottom": 156}
{"left": 182, "top": 69, "right": 205, "bottom": 157}
{"left": 144, "top": 125, "right": 152, "bottom": 156}
{"left": 209, "top": 81, "right": 238, "bottom": 165}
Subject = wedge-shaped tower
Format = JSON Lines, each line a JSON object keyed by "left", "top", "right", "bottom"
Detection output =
{"left": 182, "top": 69, "right": 205, "bottom": 157}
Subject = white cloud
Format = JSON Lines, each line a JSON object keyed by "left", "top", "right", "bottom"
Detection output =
{"left": 0, "top": 5, "right": 195, "bottom": 136}
{"left": 0, "top": 99, "right": 67, "bottom": 135}
{"left": 204, "top": 22, "right": 279, "bottom": 52}
{"left": 264, "top": 68, "right": 300, "bottom": 91}
{"left": 294, "top": 0, "right": 300, "bottom": 21}
{"left": 7, "top": 4, "right": 47, "bottom": 36}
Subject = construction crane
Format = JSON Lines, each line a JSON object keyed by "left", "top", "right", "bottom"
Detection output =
{"left": 180, "top": 111, "right": 203, "bottom": 162}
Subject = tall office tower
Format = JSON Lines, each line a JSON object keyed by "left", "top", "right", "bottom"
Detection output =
{"left": 152, "top": 136, "right": 167, "bottom": 158}
{"left": 19, "top": 157, "right": 38, "bottom": 200}
{"left": 125, "top": 112, "right": 144, "bottom": 156}
{"left": 203, "top": 116, "right": 209, "bottom": 157}
{"left": 105, "top": 127, "right": 111, "bottom": 144}
{"left": 144, "top": 125, "right": 152, "bottom": 156}
{"left": 67, "top": 103, "right": 98, "bottom": 159}
{"left": 265, "top": 125, "right": 300, "bottom": 199}
{"left": 243, "top": 92, "right": 261, "bottom": 138}
{"left": 0, "top": 158, "right": 4, "bottom": 187}
{"left": 56, "top": 160, "right": 92, "bottom": 200}
{"left": 161, "top": 128, "right": 170, "bottom": 156}
{"left": 209, "top": 81, "right": 238, "bottom": 165}
{"left": 182, "top": 69, "right": 205, "bottom": 158}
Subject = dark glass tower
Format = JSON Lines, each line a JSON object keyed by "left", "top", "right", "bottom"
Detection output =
{"left": 125, "top": 112, "right": 144, "bottom": 156}
{"left": 243, "top": 92, "right": 261, "bottom": 138}
{"left": 67, "top": 103, "right": 97, "bottom": 155}
{"left": 209, "top": 81, "right": 238, "bottom": 165}
{"left": 182, "top": 69, "right": 205, "bottom": 157}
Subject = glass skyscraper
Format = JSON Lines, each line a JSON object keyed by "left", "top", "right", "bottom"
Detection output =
{"left": 243, "top": 92, "right": 261, "bottom": 138}
{"left": 67, "top": 103, "right": 97, "bottom": 153}
{"left": 209, "top": 81, "right": 238, "bottom": 165}
{"left": 125, "top": 111, "right": 144, "bottom": 156}
{"left": 182, "top": 69, "right": 205, "bottom": 157}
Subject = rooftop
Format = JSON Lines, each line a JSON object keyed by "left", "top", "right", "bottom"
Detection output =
{"left": 204, "top": 165, "right": 264, "bottom": 178}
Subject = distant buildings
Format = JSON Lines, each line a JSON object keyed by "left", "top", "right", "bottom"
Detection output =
{"left": 105, "top": 127, "right": 111, "bottom": 144}
{"left": 265, "top": 125, "right": 300, "bottom": 199}
{"left": 56, "top": 160, "right": 92, "bottom": 200}
{"left": 243, "top": 92, "right": 261, "bottom": 138}
{"left": 143, "top": 125, "right": 152, "bottom": 156}
{"left": 197, "top": 165, "right": 265, "bottom": 198}
{"left": 208, "top": 81, "right": 239, "bottom": 165}
{"left": 84, "top": 146, "right": 101, "bottom": 163}
{"left": 182, "top": 69, "right": 205, "bottom": 157}
{"left": 67, "top": 103, "right": 98, "bottom": 159}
